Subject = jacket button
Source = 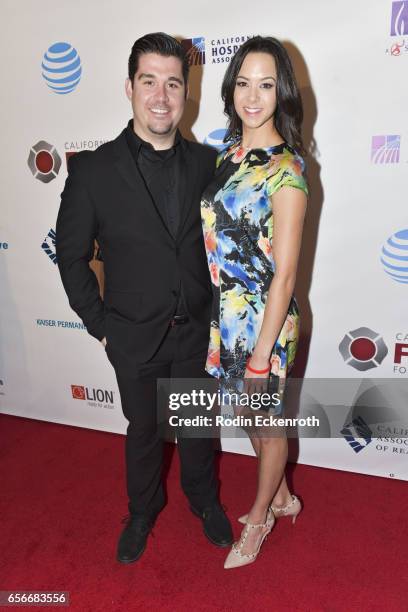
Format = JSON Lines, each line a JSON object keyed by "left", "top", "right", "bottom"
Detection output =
{"left": 171, "top": 290, "right": 178, "bottom": 297}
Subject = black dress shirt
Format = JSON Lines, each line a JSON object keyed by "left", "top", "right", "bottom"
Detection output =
{"left": 125, "top": 120, "right": 187, "bottom": 315}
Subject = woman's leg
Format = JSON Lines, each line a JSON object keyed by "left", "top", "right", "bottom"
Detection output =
{"left": 247, "top": 433, "right": 292, "bottom": 508}
{"left": 238, "top": 433, "right": 287, "bottom": 555}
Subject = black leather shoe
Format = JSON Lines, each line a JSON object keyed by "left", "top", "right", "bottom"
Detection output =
{"left": 190, "top": 503, "right": 233, "bottom": 547}
{"left": 117, "top": 515, "right": 152, "bottom": 564}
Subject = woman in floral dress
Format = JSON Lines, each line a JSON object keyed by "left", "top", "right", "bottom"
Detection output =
{"left": 201, "top": 36, "right": 308, "bottom": 568}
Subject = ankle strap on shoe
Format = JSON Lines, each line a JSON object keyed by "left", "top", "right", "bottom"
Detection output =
{"left": 246, "top": 508, "right": 275, "bottom": 529}
{"left": 272, "top": 494, "right": 298, "bottom": 514}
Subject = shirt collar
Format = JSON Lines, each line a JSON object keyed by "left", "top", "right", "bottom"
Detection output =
{"left": 126, "top": 119, "right": 183, "bottom": 157}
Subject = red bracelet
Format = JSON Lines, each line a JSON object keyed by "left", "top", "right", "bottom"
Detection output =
{"left": 246, "top": 357, "right": 270, "bottom": 374}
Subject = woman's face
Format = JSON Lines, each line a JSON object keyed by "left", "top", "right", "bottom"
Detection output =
{"left": 233, "top": 52, "right": 278, "bottom": 134}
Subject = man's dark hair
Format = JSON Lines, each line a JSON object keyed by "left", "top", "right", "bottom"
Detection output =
{"left": 221, "top": 36, "right": 305, "bottom": 155}
{"left": 128, "top": 32, "right": 189, "bottom": 86}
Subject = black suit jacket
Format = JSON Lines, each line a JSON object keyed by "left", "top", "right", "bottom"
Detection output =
{"left": 55, "top": 127, "right": 217, "bottom": 372}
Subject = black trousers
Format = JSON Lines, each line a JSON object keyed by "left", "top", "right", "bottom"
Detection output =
{"left": 114, "top": 321, "right": 218, "bottom": 520}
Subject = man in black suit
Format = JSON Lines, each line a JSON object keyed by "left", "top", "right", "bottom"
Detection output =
{"left": 56, "top": 32, "right": 232, "bottom": 563}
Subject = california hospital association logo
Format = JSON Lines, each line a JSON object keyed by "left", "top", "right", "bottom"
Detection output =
{"left": 180, "top": 37, "right": 205, "bottom": 65}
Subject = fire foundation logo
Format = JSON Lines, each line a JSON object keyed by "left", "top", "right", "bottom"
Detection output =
{"left": 393, "top": 333, "right": 408, "bottom": 374}
{"left": 71, "top": 385, "right": 115, "bottom": 409}
{"left": 27, "top": 141, "right": 62, "bottom": 183}
{"left": 64, "top": 138, "right": 107, "bottom": 167}
{"left": 339, "top": 327, "right": 388, "bottom": 371}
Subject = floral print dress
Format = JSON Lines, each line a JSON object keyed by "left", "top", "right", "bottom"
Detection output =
{"left": 200, "top": 141, "right": 308, "bottom": 381}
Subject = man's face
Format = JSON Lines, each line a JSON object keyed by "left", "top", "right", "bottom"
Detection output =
{"left": 125, "top": 52, "right": 186, "bottom": 144}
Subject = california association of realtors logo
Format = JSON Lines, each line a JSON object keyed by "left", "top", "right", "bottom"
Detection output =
{"left": 371, "top": 135, "right": 400, "bottom": 164}
{"left": 341, "top": 416, "right": 373, "bottom": 453}
{"left": 339, "top": 327, "right": 388, "bottom": 371}
{"left": 71, "top": 384, "right": 114, "bottom": 409}
{"left": 41, "top": 42, "right": 82, "bottom": 94}
{"left": 180, "top": 37, "right": 206, "bottom": 65}
{"left": 41, "top": 228, "right": 57, "bottom": 264}
{"left": 28, "top": 141, "right": 61, "bottom": 183}
{"left": 381, "top": 228, "right": 408, "bottom": 284}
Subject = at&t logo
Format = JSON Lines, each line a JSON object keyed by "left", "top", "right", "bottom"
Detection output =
{"left": 42, "top": 42, "right": 82, "bottom": 94}
{"left": 28, "top": 141, "right": 61, "bottom": 183}
{"left": 203, "top": 129, "right": 228, "bottom": 150}
{"left": 381, "top": 228, "right": 408, "bottom": 283}
{"left": 339, "top": 327, "right": 388, "bottom": 371}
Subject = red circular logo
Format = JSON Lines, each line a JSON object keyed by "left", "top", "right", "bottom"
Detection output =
{"left": 35, "top": 150, "right": 54, "bottom": 173}
{"left": 391, "top": 43, "right": 402, "bottom": 56}
{"left": 71, "top": 385, "right": 85, "bottom": 400}
{"left": 349, "top": 338, "right": 376, "bottom": 361}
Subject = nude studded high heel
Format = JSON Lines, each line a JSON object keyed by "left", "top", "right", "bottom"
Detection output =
{"left": 224, "top": 508, "right": 275, "bottom": 569}
{"left": 238, "top": 494, "right": 301, "bottom": 525}
{"left": 272, "top": 494, "right": 302, "bottom": 524}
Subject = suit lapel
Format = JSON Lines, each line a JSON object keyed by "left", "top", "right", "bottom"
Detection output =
{"left": 113, "top": 130, "right": 174, "bottom": 239}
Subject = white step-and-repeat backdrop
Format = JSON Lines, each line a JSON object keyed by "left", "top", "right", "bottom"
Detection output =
{"left": 1, "top": 0, "right": 407, "bottom": 480}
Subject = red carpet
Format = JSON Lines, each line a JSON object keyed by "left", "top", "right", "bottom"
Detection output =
{"left": 0, "top": 414, "right": 406, "bottom": 611}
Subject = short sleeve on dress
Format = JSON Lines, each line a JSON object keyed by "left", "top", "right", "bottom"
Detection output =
{"left": 266, "top": 151, "right": 308, "bottom": 198}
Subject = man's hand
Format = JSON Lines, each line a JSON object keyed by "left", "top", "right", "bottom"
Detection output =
{"left": 101, "top": 337, "right": 107, "bottom": 347}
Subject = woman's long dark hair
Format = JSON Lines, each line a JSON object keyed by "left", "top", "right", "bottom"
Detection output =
{"left": 221, "top": 36, "right": 305, "bottom": 154}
